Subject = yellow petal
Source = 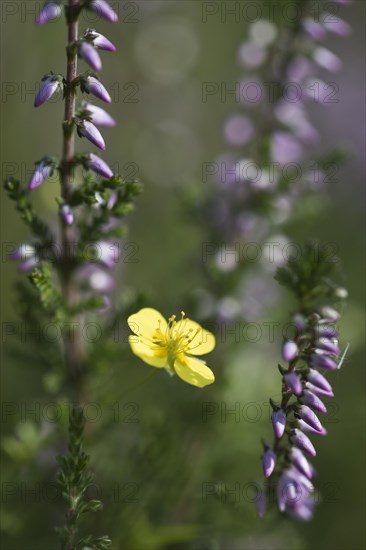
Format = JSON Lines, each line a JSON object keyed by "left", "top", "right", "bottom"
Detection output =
{"left": 174, "top": 354, "right": 215, "bottom": 388}
{"left": 174, "top": 318, "right": 216, "bottom": 355}
{"left": 128, "top": 308, "right": 167, "bottom": 340}
{"left": 128, "top": 335, "right": 167, "bottom": 368}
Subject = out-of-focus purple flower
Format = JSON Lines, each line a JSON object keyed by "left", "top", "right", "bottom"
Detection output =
{"left": 79, "top": 42, "right": 102, "bottom": 72}
{"left": 86, "top": 153, "right": 113, "bottom": 178}
{"left": 299, "top": 390, "right": 327, "bottom": 414}
{"left": 303, "top": 18, "right": 326, "bottom": 40}
{"left": 34, "top": 75, "right": 61, "bottom": 107}
{"left": 255, "top": 488, "right": 267, "bottom": 519}
{"left": 289, "top": 448, "right": 314, "bottom": 479}
{"left": 322, "top": 14, "right": 352, "bottom": 35}
{"left": 29, "top": 160, "right": 54, "bottom": 190}
{"left": 277, "top": 470, "right": 303, "bottom": 512}
{"left": 10, "top": 244, "right": 39, "bottom": 272}
{"left": 84, "top": 76, "right": 112, "bottom": 103}
{"left": 224, "top": 115, "right": 254, "bottom": 146}
{"left": 83, "top": 103, "right": 116, "bottom": 127}
{"left": 84, "top": 29, "right": 116, "bottom": 51}
{"left": 306, "top": 368, "right": 333, "bottom": 393}
{"left": 262, "top": 448, "right": 276, "bottom": 478}
{"left": 87, "top": 0, "right": 119, "bottom": 23}
{"left": 310, "top": 353, "right": 338, "bottom": 370}
{"left": 290, "top": 429, "right": 316, "bottom": 456}
{"left": 319, "top": 306, "right": 340, "bottom": 322}
{"left": 284, "top": 371, "right": 303, "bottom": 396}
{"left": 96, "top": 241, "right": 119, "bottom": 268}
{"left": 293, "top": 313, "right": 306, "bottom": 332}
{"left": 313, "top": 47, "right": 342, "bottom": 72}
{"left": 315, "top": 338, "right": 340, "bottom": 355}
{"left": 60, "top": 205, "right": 73, "bottom": 225}
{"left": 36, "top": 1, "right": 62, "bottom": 25}
{"left": 76, "top": 264, "right": 115, "bottom": 293}
{"left": 238, "top": 42, "right": 266, "bottom": 68}
{"left": 287, "top": 494, "right": 315, "bottom": 521}
{"left": 286, "top": 56, "right": 313, "bottom": 83}
{"left": 272, "top": 409, "right": 286, "bottom": 439}
{"left": 271, "top": 132, "right": 302, "bottom": 165}
{"left": 296, "top": 405, "right": 323, "bottom": 432}
{"left": 107, "top": 191, "right": 117, "bottom": 209}
{"left": 78, "top": 120, "right": 106, "bottom": 150}
{"left": 282, "top": 340, "right": 299, "bottom": 362}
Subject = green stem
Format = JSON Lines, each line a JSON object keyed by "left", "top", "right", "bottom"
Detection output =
{"left": 60, "top": 0, "right": 85, "bottom": 401}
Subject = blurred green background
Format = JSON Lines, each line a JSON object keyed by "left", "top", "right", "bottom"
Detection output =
{"left": 1, "top": 1, "right": 365, "bottom": 549}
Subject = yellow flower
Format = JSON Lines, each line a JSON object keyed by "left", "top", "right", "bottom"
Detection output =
{"left": 128, "top": 308, "right": 216, "bottom": 388}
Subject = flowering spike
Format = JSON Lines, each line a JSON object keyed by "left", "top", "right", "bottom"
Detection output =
{"left": 78, "top": 42, "right": 102, "bottom": 72}
{"left": 77, "top": 120, "right": 106, "bottom": 150}
{"left": 84, "top": 76, "right": 112, "bottom": 103}
{"left": 34, "top": 75, "right": 61, "bottom": 108}
{"left": 36, "top": 1, "right": 62, "bottom": 25}
{"left": 87, "top": 0, "right": 119, "bottom": 23}
{"left": 86, "top": 153, "right": 113, "bottom": 178}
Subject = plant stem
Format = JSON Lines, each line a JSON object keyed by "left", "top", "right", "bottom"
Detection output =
{"left": 60, "top": 0, "right": 84, "bottom": 401}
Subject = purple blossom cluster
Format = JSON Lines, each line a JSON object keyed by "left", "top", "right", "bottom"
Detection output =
{"left": 257, "top": 304, "right": 347, "bottom": 520}
{"left": 192, "top": 1, "right": 352, "bottom": 325}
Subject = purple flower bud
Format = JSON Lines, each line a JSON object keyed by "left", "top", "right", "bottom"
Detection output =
{"left": 318, "top": 306, "right": 340, "bottom": 322}
{"left": 86, "top": 153, "right": 113, "bottom": 178}
{"left": 322, "top": 15, "right": 351, "bottom": 36}
{"left": 293, "top": 313, "right": 306, "bottom": 332}
{"left": 29, "top": 161, "right": 54, "bottom": 190}
{"left": 88, "top": 0, "right": 118, "bottom": 23}
{"left": 305, "top": 382, "right": 334, "bottom": 398}
{"left": 34, "top": 76, "right": 60, "bottom": 107}
{"left": 262, "top": 448, "right": 276, "bottom": 478}
{"left": 296, "top": 405, "right": 323, "bottom": 432}
{"left": 79, "top": 42, "right": 102, "bottom": 72}
{"left": 282, "top": 341, "right": 299, "bottom": 362}
{"left": 297, "top": 419, "right": 328, "bottom": 436}
{"left": 288, "top": 467, "right": 315, "bottom": 494}
{"left": 290, "top": 429, "right": 316, "bottom": 456}
{"left": 36, "top": 1, "right": 62, "bottom": 25}
{"left": 314, "top": 325, "right": 338, "bottom": 339}
{"left": 272, "top": 409, "right": 286, "bottom": 439}
{"left": 84, "top": 29, "right": 116, "bottom": 52}
{"left": 287, "top": 496, "right": 315, "bottom": 521}
{"left": 255, "top": 489, "right": 267, "bottom": 519}
{"left": 315, "top": 338, "right": 340, "bottom": 355}
{"left": 306, "top": 369, "right": 333, "bottom": 393}
{"left": 303, "top": 18, "right": 326, "bottom": 41}
{"left": 84, "top": 103, "right": 116, "bottom": 127}
{"left": 96, "top": 241, "right": 119, "bottom": 268}
{"left": 313, "top": 47, "right": 342, "bottom": 72}
{"left": 310, "top": 353, "right": 338, "bottom": 370}
{"left": 60, "top": 205, "right": 73, "bottom": 225}
{"left": 284, "top": 371, "right": 303, "bottom": 396}
{"left": 78, "top": 120, "right": 106, "bottom": 150}
{"left": 85, "top": 76, "right": 112, "bottom": 103}
{"left": 289, "top": 448, "right": 314, "bottom": 479}
{"left": 299, "top": 390, "right": 327, "bottom": 414}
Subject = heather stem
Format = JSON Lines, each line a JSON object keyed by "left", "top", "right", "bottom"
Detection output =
{"left": 60, "top": 0, "right": 84, "bottom": 400}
